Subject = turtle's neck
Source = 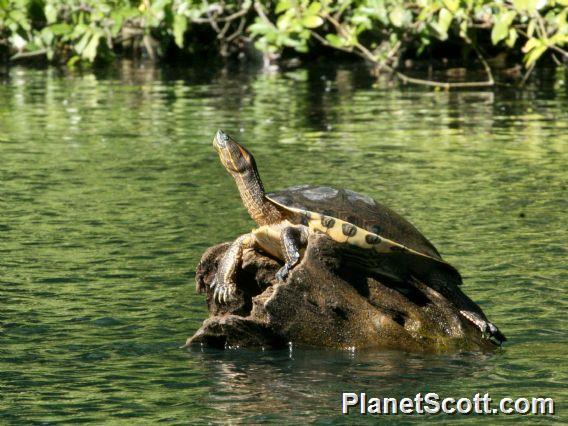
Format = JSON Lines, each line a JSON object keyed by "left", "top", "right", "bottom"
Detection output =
{"left": 233, "top": 168, "right": 283, "bottom": 226}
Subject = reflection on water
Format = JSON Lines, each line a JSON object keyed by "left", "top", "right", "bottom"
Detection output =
{"left": 186, "top": 347, "right": 497, "bottom": 423}
{"left": 0, "top": 63, "right": 566, "bottom": 423}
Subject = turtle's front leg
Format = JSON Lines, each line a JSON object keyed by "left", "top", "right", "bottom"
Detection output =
{"left": 276, "top": 225, "right": 309, "bottom": 282}
{"left": 212, "top": 233, "right": 256, "bottom": 303}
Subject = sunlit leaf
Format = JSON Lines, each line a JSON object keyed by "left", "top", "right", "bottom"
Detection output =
{"left": 75, "top": 31, "right": 91, "bottom": 55}
{"left": 302, "top": 15, "right": 323, "bottom": 28}
{"left": 527, "top": 19, "right": 536, "bottom": 38}
{"left": 307, "top": 2, "right": 322, "bottom": 15}
{"left": 459, "top": 19, "right": 468, "bottom": 38}
{"left": 548, "top": 33, "right": 568, "bottom": 46}
{"left": 438, "top": 8, "right": 453, "bottom": 34}
{"left": 248, "top": 21, "right": 274, "bottom": 35}
{"left": 173, "top": 14, "right": 187, "bottom": 48}
{"left": 41, "top": 28, "right": 54, "bottom": 46}
{"left": 9, "top": 10, "right": 31, "bottom": 31}
{"left": 491, "top": 11, "right": 517, "bottom": 45}
{"left": 522, "top": 37, "right": 540, "bottom": 53}
{"left": 50, "top": 23, "right": 72, "bottom": 36}
{"left": 524, "top": 44, "right": 547, "bottom": 66}
{"left": 389, "top": 7, "right": 406, "bottom": 28}
{"left": 275, "top": 0, "right": 293, "bottom": 14}
{"left": 83, "top": 32, "right": 102, "bottom": 62}
{"left": 443, "top": 0, "right": 459, "bottom": 13}
{"left": 325, "top": 33, "right": 345, "bottom": 47}
{"left": 45, "top": 4, "right": 57, "bottom": 24}
{"left": 66, "top": 55, "right": 81, "bottom": 67}
{"left": 506, "top": 28, "right": 518, "bottom": 47}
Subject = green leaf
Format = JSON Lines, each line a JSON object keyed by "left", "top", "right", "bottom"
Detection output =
{"left": 82, "top": 31, "right": 101, "bottom": 62}
{"left": 325, "top": 33, "right": 345, "bottom": 48}
{"left": 443, "top": 0, "right": 459, "bottom": 13}
{"left": 173, "top": 14, "right": 187, "bottom": 48}
{"left": 524, "top": 45, "right": 546, "bottom": 66}
{"left": 111, "top": 9, "right": 125, "bottom": 37}
{"left": 275, "top": 0, "right": 293, "bottom": 14}
{"left": 522, "top": 36, "right": 548, "bottom": 67}
{"left": 66, "top": 55, "right": 81, "bottom": 68}
{"left": 41, "top": 27, "right": 54, "bottom": 46}
{"left": 513, "top": 0, "right": 529, "bottom": 10}
{"left": 548, "top": 34, "right": 568, "bottom": 46}
{"left": 277, "top": 9, "right": 294, "bottom": 31}
{"left": 438, "top": 8, "right": 453, "bottom": 34}
{"left": 491, "top": 11, "right": 517, "bottom": 45}
{"left": 459, "top": 19, "right": 468, "bottom": 39}
{"left": 302, "top": 15, "right": 323, "bottom": 28}
{"left": 75, "top": 31, "right": 91, "bottom": 55}
{"left": 522, "top": 37, "right": 540, "bottom": 53}
{"left": 248, "top": 21, "right": 274, "bottom": 35}
{"left": 506, "top": 28, "right": 518, "bottom": 48}
{"left": 307, "top": 2, "right": 322, "bottom": 15}
{"left": 49, "top": 24, "right": 72, "bottom": 36}
{"left": 527, "top": 19, "right": 536, "bottom": 38}
{"left": 45, "top": 4, "right": 57, "bottom": 24}
{"left": 429, "top": 9, "right": 453, "bottom": 41}
{"left": 513, "top": 0, "right": 540, "bottom": 12}
{"left": 388, "top": 7, "right": 405, "bottom": 28}
{"left": 9, "top": 10, "right": 31, "bottom": 31}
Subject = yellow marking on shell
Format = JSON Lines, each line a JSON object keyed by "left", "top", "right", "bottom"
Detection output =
{"left": 266, "top": 198, "right": 451, "bottom": 267}
{"left": 283, "top": 205, "right": 439, "bottom": 261}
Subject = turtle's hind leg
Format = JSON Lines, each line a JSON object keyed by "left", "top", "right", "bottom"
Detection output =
{"left": 459, "top": 309, "right": 507, "bottom": 345}
{"left": 212, "top": 233, "right": 256, "bottom": 303}
{"left": 276, "top": 225, "right": 309, "bottom": 282}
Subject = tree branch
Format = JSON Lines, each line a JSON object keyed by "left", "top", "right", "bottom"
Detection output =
{"left": 320, "top": 13, "right": 494, "bottom": 89}
{"left": 10, "top": 49, "right": 47, "bottom": 61}
{"left": 520, "top": 62, "right": 535, "bottom": 86}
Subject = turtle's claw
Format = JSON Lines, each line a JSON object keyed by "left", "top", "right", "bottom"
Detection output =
{"left": 460, "top": 310, "right": 506, "bottom": 345}
{"left": 212, "top": 284, "right": 219, "bottom": 302}
{"left": 210, "top": 277, "right": 236, "bottom": 304}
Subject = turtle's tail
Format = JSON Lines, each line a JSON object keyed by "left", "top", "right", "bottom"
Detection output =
{"left": 460, "top": 310, "right": 506, "bottom": 345}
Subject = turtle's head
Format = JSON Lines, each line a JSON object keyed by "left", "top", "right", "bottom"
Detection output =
{"left": 213, "top": 129, "right": 258, "bottom": 176}
{"left": 213, "top": 129, "right": 282, "bottom": 225}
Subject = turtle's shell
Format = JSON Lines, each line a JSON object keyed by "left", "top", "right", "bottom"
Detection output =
{"left": 268, "top": 185, "right": 441, "bottom": 260}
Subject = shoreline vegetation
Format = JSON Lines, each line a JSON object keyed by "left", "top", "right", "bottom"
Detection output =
{"left": 1, "top": 1, "right": 567, "bottom": 88}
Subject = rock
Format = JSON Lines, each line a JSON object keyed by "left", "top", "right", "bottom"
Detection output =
{"left": 186, "top": 234, "right": 497, "bottom": 352}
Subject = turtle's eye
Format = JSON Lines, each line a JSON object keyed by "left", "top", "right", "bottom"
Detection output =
{"left": 213, "top": 129, "right": 231, "bottom": 150}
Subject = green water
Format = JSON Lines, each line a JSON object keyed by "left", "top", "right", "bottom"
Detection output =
{"left": 0, "top": 65, "right": 566, "bottom": 423}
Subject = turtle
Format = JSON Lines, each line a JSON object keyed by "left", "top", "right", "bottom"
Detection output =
{"left": 210, "top": 129, "right": 505, "bottom": 344}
